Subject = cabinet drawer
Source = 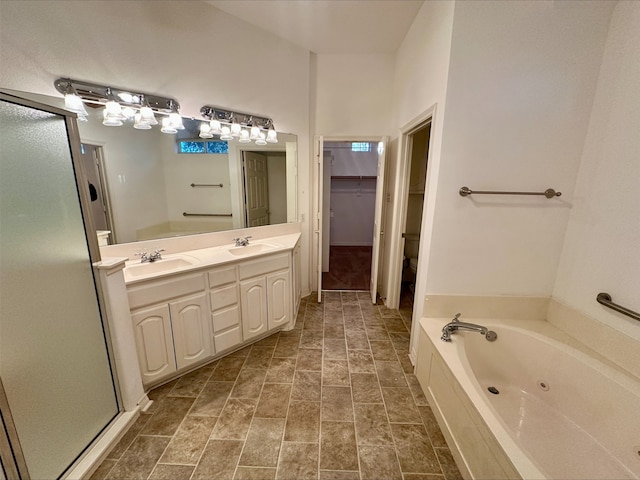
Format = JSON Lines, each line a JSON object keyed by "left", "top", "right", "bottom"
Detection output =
{"left": 239, "top": 253, "right": 289, "bottom": 280}
{"left": 208, "top": 266, "right": 237, "bottom": 289}
{"left": 212, "top": 305, "right": 240, "bottom": 332}
{"left": 214, "top": 325, "right": 242, "bottom": 352}
{"left": 128, "top": 273, "right": 205, "bottom": 310}
{"left": 210, "top": 284, "right": 238, "bottom": 311}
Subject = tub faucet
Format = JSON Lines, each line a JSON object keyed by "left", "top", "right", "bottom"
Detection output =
{"left": 441, "top": 313, "right": 497, "bottom": 342}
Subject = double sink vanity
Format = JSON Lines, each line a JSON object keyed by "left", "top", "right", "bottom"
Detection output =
{"left": 105, "top": 228, "right": 302, "bottom": 388}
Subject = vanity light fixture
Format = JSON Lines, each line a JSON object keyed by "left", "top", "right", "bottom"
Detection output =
{"left": 200, "top": 105, "right": 278, "bottom": 144}
{"left": 54, "top": 77, "right": 182, "bottom": 134}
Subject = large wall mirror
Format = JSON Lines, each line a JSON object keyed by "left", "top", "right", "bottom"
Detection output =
{"left": 1, "top": 89, "right": 297, "bottom": 246}
{"left": 78, "top": 110, "right": 297, "bottom": 245}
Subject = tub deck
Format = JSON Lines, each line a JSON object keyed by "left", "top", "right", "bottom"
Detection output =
{"left": 416, "top": 316, "right": 640, "bottom": 480}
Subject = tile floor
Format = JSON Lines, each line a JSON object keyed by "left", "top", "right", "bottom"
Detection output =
{"left": 322, "top": 246, "right": 373, "bottom": 291}
{"left": 90, "top": 291, "right": 461, "bottom": 480}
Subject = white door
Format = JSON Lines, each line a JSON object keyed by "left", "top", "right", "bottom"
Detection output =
{"left": 370, "top": 138, "right": 388, "bottom": 304}
{"left": 243, "top": 151, "right": 269, "bottom": 226}
{"left": 314, "top": 136, "right": 324, "bottom": 303}
{"left": 81, "top": 144, "right": 110, "bottom": 232}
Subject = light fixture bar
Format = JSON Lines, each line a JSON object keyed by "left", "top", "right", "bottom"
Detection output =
{"left": 54, "top": 78, "right": 179, "bottom": 113}
{"left": 200, "top": 105, "right": 274, "bottom": 130}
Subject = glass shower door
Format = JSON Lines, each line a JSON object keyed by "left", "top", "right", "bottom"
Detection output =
{"left": 0, "top": 96, "right": 119, "bottom": 478}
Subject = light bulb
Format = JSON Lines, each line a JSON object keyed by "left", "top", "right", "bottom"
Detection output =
{"left": 104, "top": 100, "right": 125, "bottom": 120}
{"left": 199, "top": 122, "right": 213, "bottom": 138}
{"left": 219, "top": 126, "right": 232, "bottom": 140}
{"left": 210, "top": 119, "right": 222, "bottom": 134}
{"left": 266, "top": 129, "right": 278, "bottom": 144}
{"left": 64, "top": 93, "right": 88, "bottom": 116}
{"left": 161, "top": 116, "right": 177, "bottom": 134}
{"left": 255, "top": 132, "right": 267, "bottom": 146}
{"left": 134, "top": 113, "right": 152, "bottom": 130}
{"left": 250, "top": 126, "right": 261, "bottom": 140}
{"left": 239, "top": 130, "right": 251, "bottom": 143}
{"left": 140, "top": 106, "right": 158, "bottom": 125}
{"left": 230, "top": 122, "right": 242, "bottom": 137}
{"left": 169, "top": 113, "right": 184, "bottom": 130}
{"left": 102, "top": 109, "right": 123, "bottom": 126}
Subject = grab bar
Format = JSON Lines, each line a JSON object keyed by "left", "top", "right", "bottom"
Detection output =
{"left": 459, "top": 186, "right": 561, "bottom": 199}
{"left": 182, "top": 212, "right": 232, "bottom": 217}
{"left": 596, "top": 292, "right": 640, "bottom": 321}
{"left": 190, "top": 183, "right": 223, "bottom": 188}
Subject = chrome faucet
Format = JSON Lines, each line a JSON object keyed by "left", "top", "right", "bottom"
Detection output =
{"left": 233, "top": 236, "right": 252, "bottom": 247}
{"left": 135, "top": 249, "right": 165, "bottom": 263}
{"left": 441, "top": 313, "right": 497, "bottom": 342}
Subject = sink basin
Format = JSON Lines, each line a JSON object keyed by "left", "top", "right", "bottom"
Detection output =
{"left": 228, "top": 243, "right": 278, "bottom": 256}
{"left": 125, "top": 255, "right": 199, "bottom": 278}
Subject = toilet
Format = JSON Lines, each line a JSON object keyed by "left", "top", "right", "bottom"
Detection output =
{"left": 409, "top": 257, "right": 418, "bottom": 275}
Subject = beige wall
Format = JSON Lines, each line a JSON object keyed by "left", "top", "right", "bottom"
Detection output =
{"left": 0, "top": 0, "right": 313, "bottom": 294}
{"left": 381, "top": 0, "right": 456, "bottom": 303}
{"left": 78, "top": 109, "right": 169, "bottom": 243}
{"left": 426, "top": 0, "right": 613, "bottom": 296}
{"left": 553, "top": 1, "right": 640, "bottom": 341}
{"left": 314, "top": 54, "right": 395, "bottom": 137}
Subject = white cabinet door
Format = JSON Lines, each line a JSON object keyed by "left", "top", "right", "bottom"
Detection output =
{"left": 170, "top": 293, "right": 212, "bottom": 370}
{"left": 131, "top": 304, "right": 177, "bottom": 384}
{"left": 267, "top": 271, "right": 291, "bottom": 329}
{"left": 240, "top": 277, "right": 268, "bottom": 340}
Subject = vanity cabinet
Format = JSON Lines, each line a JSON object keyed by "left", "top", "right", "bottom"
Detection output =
{"left": 208, "top": 266, "right": 243, "bottom": 353}
{"left": 239, "top": 252, "right": 292, "bottom": 340}
{"left": 131, "top": 304, "right": 176, "bottom": 384}
{"left": 267, "top": 270, "right": 291, "bottom": 329}
{"left": 126, "top": 243, "right": 298, "bottom": 387}
{"left": 170, "top": 293, "right": 211, "bottom": 370}
{"left": 128, "top": 273, "right": 211, "bottom": 385}
{"left": 240, "top": 277, "right": 268, "bottom": 340}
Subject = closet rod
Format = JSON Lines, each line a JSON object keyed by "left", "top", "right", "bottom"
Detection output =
{"left": 459, "top": 186, "right": 561, "bottom": 199}
{"left": 190, "top": 183, "right": 223, "bottom": 188}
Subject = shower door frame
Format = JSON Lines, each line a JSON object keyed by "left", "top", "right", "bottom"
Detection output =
{"left": 0, "top": 91, "right": 123, "bottom": 479}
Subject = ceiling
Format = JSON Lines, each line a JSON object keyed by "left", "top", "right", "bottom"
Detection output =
{"left": 206, "top": 0, "right": 424, "bottom": 54}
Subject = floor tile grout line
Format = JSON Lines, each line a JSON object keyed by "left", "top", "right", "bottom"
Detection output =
{"left": 317, "top": 293, "right": 326, "bottom": 479}
{"left": 231, "top": 339, "right": 277, "bottom": 478}
{"left": 188, "top": 345, "right": 251, "bottom": 480}
{"left": 273, "top": 330, "right": 300, "bottom": 480}
{"left": 349, "top": 296, "right": 365, "bottom": 480}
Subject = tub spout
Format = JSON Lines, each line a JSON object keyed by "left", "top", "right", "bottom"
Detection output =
{"left": 441, "top": 313, "right": 498, "bottom": 342}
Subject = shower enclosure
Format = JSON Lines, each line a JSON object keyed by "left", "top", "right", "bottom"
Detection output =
{"left": 0, "top": 93, "right": 119, "bottom": 479}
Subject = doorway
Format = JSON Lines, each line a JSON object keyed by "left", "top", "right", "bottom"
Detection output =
{"left": 321, "top": 141, "right": 378, "bottom": 291}
{"left": 399, "top": 123, "right": 431, "bottom": 310}
{"left": 81, "top": 143, "right": 114, "bottom": 244}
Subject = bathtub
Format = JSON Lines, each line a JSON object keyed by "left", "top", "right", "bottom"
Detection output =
{"left": 416, "top": 317, "right": 640, "bottom": 480}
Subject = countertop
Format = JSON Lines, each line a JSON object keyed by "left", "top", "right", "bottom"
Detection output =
{"left": 120, "top": 232, "right": 301, "bottom": 284}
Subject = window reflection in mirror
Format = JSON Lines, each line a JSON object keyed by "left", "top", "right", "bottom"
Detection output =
{"left": 77, "top": 110, "right": 297, "bottom": 245}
